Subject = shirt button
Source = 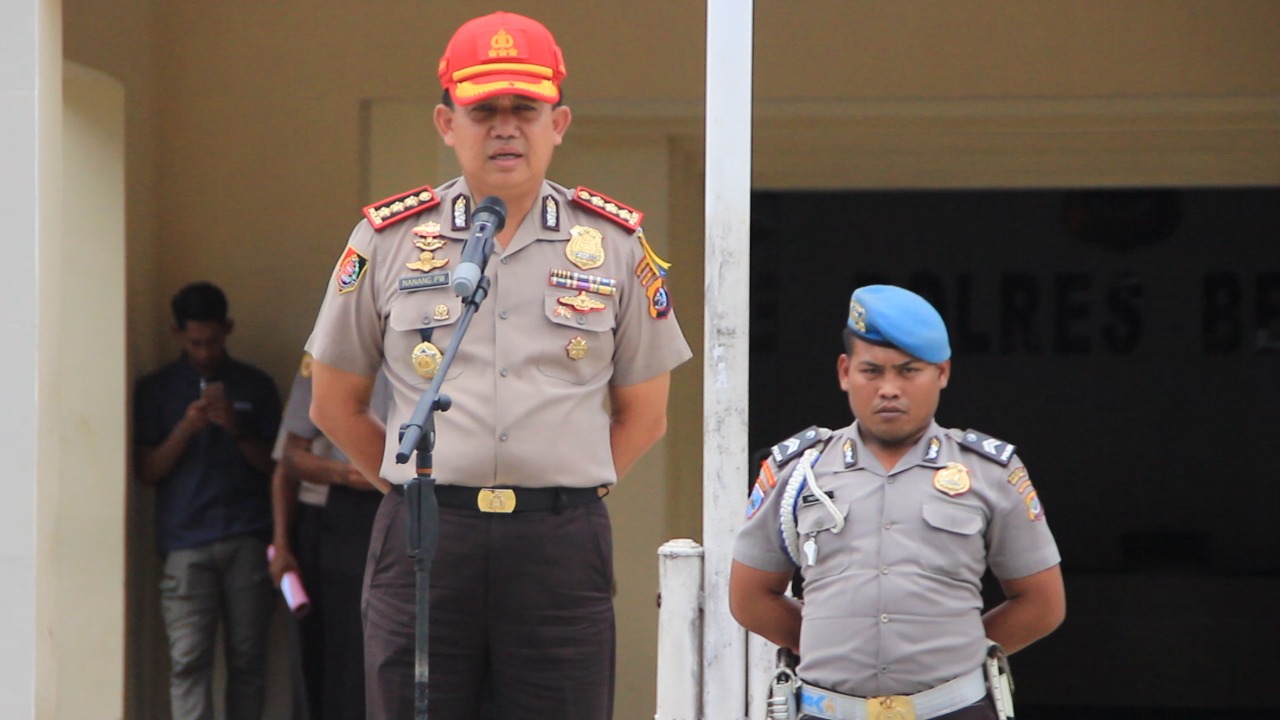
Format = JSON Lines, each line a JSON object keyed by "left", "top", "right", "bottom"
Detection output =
{"left": 880, "top": 614, "right": 890, "bottom": 623}
{"left": 576, "top": 315, "right": 586, "bottom": 325}
{"left": 881, "top": 565, "right": 890, "bottom": 575}
{"left": 499, "top": 310, "right": 509, "bottom": 319}
{"left": 883, "top": 521, "right": 893, "bottom": 530}
{"left": 499, "top": 432, "right": 509, "bottom": 442}
{"left": 887, "top": 477, "right": 896, "bottom": 484}
{"left": 499, "top": 368, "right": 509, "bottom": 377}
{"left": 880, "top": 665, "right": 890, "bottom": 674}
{"left": 500, "top": 256, "right": 510, "bottom": 264}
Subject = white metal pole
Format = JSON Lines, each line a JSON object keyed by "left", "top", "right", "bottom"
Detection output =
{"left": 703, "top": 1, "right": 753, "bottom": 718}
{"left": 655, "top": 539, "right": 705, "bottom": 720}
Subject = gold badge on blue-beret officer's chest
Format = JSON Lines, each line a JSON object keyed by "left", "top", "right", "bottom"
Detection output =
{"left": 566, "top": 225, "right": 605, "bottom": 270}
{"left": 933, "top": 462, "right": 972, "bottom": 497}
{"left": 411, "top": 341, "right": 443, "bottom": 380}
{"left": 566, "top": 336, "right": 588, "bottom": 360}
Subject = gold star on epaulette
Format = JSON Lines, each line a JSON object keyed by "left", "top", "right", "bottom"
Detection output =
{"left": 362, "top": 185, "right": 440, "bottom": 231}
{"left": 571, "top": 186, "right": 643, "bottom": 231}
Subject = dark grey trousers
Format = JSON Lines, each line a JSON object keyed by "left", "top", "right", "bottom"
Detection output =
{"left": 362, "top": 489, "right": 616, "bottom": 720}
{"left": 160, "top": 534, "right": 275, "bottom": 720}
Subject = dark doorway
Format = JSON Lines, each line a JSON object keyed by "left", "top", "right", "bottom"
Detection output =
{"left": 748, "top": 188, "right": 1280, "bottom": 717}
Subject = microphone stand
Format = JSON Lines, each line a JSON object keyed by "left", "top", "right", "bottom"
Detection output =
{"left": 395, "top": 269, "right": 492, "bottom": 720}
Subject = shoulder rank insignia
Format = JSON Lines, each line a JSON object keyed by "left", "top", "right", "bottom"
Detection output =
{"left": 299, "top": 353, "right": 313, "bottom": 379}
{"left": 956, "top": 428, "right": 1016, "bottom": 466}
{"left": 572, "top": 186, "right": 643, "bottom": 231}
{"left": 770, "top": 426, "right": 831, "bottom": 466}
{"left": 363, "top": 185, "right": 439, "bottom": 231}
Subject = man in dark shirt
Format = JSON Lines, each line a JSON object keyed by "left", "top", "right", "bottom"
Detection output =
{"left": 135, "top": 281, "right": 282, "bottom": 720}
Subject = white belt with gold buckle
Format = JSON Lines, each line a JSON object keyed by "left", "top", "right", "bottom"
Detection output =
{"left": 797, "top": 665, "right": 986, "bottom": 720}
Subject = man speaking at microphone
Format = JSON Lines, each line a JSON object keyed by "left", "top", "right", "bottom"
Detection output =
{"left": 303, "top": 11, "right": 692, "bottom": 719}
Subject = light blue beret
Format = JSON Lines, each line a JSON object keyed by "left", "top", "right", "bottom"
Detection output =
{"left": 847, "top": 285, "right": 951, "bottom": 363}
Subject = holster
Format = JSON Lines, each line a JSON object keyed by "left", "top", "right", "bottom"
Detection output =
{"left": 767, "top": 648, "right": 800, "bottom": 720}
{"left": 984, "top": 644, "right": 1015, "bottom": 720}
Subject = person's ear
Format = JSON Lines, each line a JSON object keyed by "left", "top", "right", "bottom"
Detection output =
{"left": 434, "top": 104, "right": 456, "bottom": 146}
{"left": 550, "top": 104, "right": 572, "bottom": 145}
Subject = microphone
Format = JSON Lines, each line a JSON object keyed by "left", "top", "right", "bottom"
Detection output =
{"left": 451, "top": 196, "right": 507, "bottom": 298}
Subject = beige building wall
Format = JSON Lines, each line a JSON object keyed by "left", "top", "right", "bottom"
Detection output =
{"left": 52, "top": 1, "right": 1280, "bottom": 718}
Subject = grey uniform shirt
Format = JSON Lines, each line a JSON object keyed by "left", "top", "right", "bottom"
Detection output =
{"left": 305, "top": 177, "right": 692, "bottom": 487}
{"left": 733, "top": 421, "right": 1061, "bottom": 697}
{"left": 272, "top": 365, "right": 394, "bottom": 505}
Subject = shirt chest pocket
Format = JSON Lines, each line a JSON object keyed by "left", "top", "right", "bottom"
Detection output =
{"left": 388, "top": 289, "right": 464, "bottom": 382}
{"left": 920, "top": 500, "right": 987, "bottom": 581}
{"left": 795, "top": 497, "right": 851, "bottom": 579}
{"left": 537, "top": 288, "right": 617, "bottom": 385}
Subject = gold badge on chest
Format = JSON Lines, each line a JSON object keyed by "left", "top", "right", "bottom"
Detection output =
{"left": 566, "top": 336, "right": 588, "bottom": 360}
{"left": 557, "top": 291, "right": 607, "bottom": 313}
{"left": 565, "top": 225, "right": 605, "bottom": 270}
{"left": 932, "top": 462, "right": 972, "bottom": 497}
{"left": 406, "top": 251, "right": 449, "bottom": 272}
{"left": 411, "top": 341, "right": 443, "bottom": 380}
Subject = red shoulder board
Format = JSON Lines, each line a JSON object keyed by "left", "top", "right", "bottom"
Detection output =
{"left": 362, "top": 185, "right": 439, "bottom": 231}
{"left": 572, "top": 186, "right": 643, "bottom": 231}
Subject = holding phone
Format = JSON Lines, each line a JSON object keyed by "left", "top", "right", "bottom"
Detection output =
{"left": 200, "top": 380, "right": 225, "bottom": 401}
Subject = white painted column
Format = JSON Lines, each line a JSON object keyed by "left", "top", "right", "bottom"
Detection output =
{"left": 702, "top": 1, "right": 753, "bottom": 718}
{"left": 0, "top": 0, "right": 61, "bottom": 718}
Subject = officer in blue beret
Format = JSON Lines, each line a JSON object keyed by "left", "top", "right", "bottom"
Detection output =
{"left": 731, "top": 285, "right": 1066, "bottom": 720}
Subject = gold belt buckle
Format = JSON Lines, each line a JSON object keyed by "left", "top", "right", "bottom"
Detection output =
{"left": 477, "top": 488, "right": 516, "bottom": 513}
{"left": 866, "top": 695, "right": 915, "bottom": 720}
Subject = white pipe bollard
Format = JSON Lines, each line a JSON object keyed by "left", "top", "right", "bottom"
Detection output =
{"left": 655, "top": 539, "right": 705, "bottom": 720}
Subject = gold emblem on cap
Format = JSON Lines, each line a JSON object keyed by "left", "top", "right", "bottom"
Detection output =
{"left": 557, "top": 291, "right": 607, "bottom": 313}
{"left": 849, "top": 300, "right": 868, "bottom": 333}
{"left": 566, "top": 336, "right": 588, "bottom": 360}
{"left": 489, "top": 29, "right": 517, "bottom": 57}
{"left": 932, "top": 462, "right": 972, "bottom": 497}
{"left": 411, "top": 341, "right": 443, "bottom": 380}
{"left": 433, "top": 304, "right": 451, "bottom": 321}
{"left": 566, "top": 225, "right": 605, "bottom": 270}
{"left": 407, "top": 251, "right": 449, "bottom": 272}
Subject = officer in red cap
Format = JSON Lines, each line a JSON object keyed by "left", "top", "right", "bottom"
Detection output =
{"left": 305, "top": 11, "right": 693, "bottom": 720}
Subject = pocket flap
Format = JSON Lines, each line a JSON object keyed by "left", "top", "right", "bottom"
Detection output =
{"left": 796, "top": 497, "right": 848, "bottom": 534}
{"left": 922, "top": 501, "right": 984, "bottom": 536}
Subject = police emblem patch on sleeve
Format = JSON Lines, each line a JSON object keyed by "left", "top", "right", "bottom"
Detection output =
{"left": 335, "top": 246, "right": 369, "bottom": 294}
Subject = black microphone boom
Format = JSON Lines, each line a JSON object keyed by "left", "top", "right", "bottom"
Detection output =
{"left": 451, "top": 196, "right": 507, "bottom": 298}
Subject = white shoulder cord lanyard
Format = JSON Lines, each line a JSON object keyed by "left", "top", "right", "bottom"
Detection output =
{"left": 779, "top": 447, "right": 844, "bottom": 566}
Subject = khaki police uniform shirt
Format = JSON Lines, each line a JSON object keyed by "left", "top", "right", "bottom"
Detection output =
{"left": 733, "top": 421, "right": 1061, "bottom": 698}
{"left": 305, "top": 177, "right": 692, "bottom": 487}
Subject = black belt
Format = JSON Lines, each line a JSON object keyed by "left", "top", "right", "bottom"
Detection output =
{"left": 393, "top": 484, "right": 603, "bottom": 513}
